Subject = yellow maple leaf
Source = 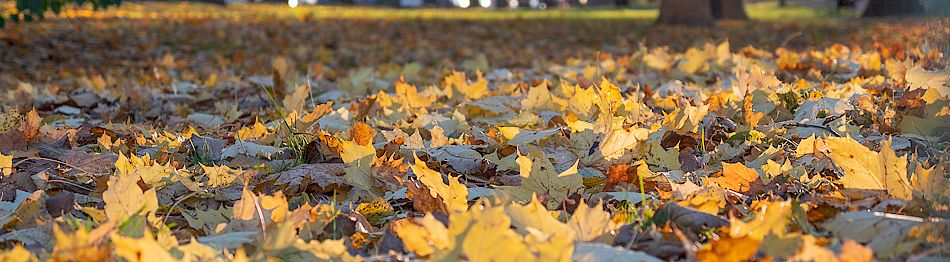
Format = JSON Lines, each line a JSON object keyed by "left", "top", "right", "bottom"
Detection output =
{"left": 0, "top": 153, "right": 12, "bottom": 176}
{"left": 0, "top": 245, "right": 38, "bottom": 262}
{"left": 201, "top": 164, "right": 242, "bottom": 188}
{"left": 729, "top": 201, "right": 792, "bottom": 241}
{"left": 411, "top": 153, "right": 468, "bottom": 213}
{"left": 355, "top": 197, "right": 395, "bottom": 225}
{"left": 103, "top": 174, "right": 159, "bottom": 222}
{"left": 824, "top": 137, "right": 912, "bottom": 200}
{"left": 662, "top": 105, "right": 708, "bottom": 135}
{"left": 393, "top": 213, "right": 452, "bottom": 257}
{"left": 568, "top": 199, "right": 615, "bottom": 242}
{"left": 679, "top": 185, "right": 727, "bottom": 215}
{"left": 437, "top": 203, "right": 535, "bottom": 262}
{"left": 52, "top": 224, "right": 113, "bottom": 261}
{"left": 697, "top": 234, "right": 760, "bottom": 262}
{"left": 235, "top": 121, "right": 268, "bottom": 141}
{"left": 112, "top": 231, "right": 176, "bottom": 262}
{"left": 500, "top": 150, "right": 583, "bottom": 209}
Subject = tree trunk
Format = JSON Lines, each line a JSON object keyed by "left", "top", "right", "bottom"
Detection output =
{"left": 657, "top": 0, "right": 714, "bottom": 26}
{"left": 862, "top": 0, "right": 925, "bottom": 17}
{"left": 778, "top": 0, "right": 785, "bottom": 7}
{"left": 711, "top": 0, "right": 748, "bottom": 20}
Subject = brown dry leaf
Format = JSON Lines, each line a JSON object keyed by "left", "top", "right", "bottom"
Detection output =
{"left": 20, "top": 108, "right": 40, "bottom": 142}
{"left": 653, "top": 204, "right": 729, "bottom": 238}
{"left": 271, "top": 163, "right": 347, "bottom": 195}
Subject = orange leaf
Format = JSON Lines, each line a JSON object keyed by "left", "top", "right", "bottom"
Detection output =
{"left": 708, "top": 162, "right": 760, "bottom": 193}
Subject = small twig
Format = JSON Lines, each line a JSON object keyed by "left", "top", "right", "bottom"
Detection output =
{"left": 773, "top": 135, "right": 799, "bottom": 148}
{"left": 252, "top": 192, "right": 268, "bottom": 241}
{"left": 623, "top": 230, "right": 639, "bottom": 250}
{"left": 13, "top": 156, "right": 109, "bottom": 176}
{"left": 161, "top": 190, "right": 203, "bottom": 226}
{"left": 780, "top": 31, "right": 803, "bottom": 48}
{"left": 48, "top": 179, "right": 95, "bottom": 192}
{"left": 788, "top": 123, "right": 842, "bottom": 137}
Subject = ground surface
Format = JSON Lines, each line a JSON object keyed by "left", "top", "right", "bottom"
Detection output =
{"left": 0, "top": 2, "right": 949, "bottom": 262}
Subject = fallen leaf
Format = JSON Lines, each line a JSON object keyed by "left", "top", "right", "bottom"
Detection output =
{"left": 707, "top": 162, "right": 760, "bottom": 193}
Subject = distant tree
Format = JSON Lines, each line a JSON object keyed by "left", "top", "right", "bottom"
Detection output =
{"left": 1, "top": 0, "right": 122, "bottom": 26}
{"left": 657, "top": 0, "right": 714, "bottom": 26}
{"left": 657, "top": 0, "right": 747, "bottom": 26}
{"left": 862, "top": 0, "right": 925, "bottom": 17}
{"left": 711, "top": 0, "right": 746, "bottom": 20}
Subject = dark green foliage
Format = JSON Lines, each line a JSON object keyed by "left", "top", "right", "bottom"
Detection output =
{"left": 1, "top": 0, "right": 122, "bottom": 26}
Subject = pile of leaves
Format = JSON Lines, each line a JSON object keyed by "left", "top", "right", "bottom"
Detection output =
{"left": 1, "top": 3, "right": 949, "bottom": 261}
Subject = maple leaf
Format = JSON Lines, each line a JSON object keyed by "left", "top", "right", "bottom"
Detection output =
{"left": 697, "top": 234, "right": 759, "bottom": 262}
{"left": 499, "top": 150, "right": 583, "bottom": 209}
{"left": 707, "top": 162, "right": 760, "bottom": 193}
{"left": 0, "top": 245, "right": 38, "bottom": 262}
{"left": 102, "top": 174, "right": 159, "bottom": 222}
{"left": 0, "top": 153, "right": 12, "bottom": 176}
{"left": 662, "top": 105, "right": 708, "bottom": 135}
{"left": 111, "top": 231, "right": 176, "bottom": 262}
{"left": 905, "top": 66, "right": 949, "bottom": 99}
{"left": 729, "top": 201, "right": 793, "bottom": 241}
{"left": 271, "top": 163, "right": 347, "bottom": 195}
{"left": 227, "top": 188, "right": 289, "bottom": 233}
{"left": 201, "top": 164, "right": 243, "bottom": 188}
{"left": 567, "top": 199, "right": 615, "bottom": 242}
{"left": 822, "top": 137, "right": 912, "bottom": 200}
{"left": 355, "top": 198, "right": 395, "bottom": 225}
{"left": 437, "top": 203, "right": 534, "bottom": 262}
{"left": 222, "top": 140, "right": 283, "bottom": 159}
{"left": 282, "top": 83, "right": 309, "bottom": 114}
{"left": 409, "top": 153, "right": 468, "bottom": 213}
{"left": 505, "top": 194, "right": 574, "bottom": 241}
{"left": 235, "top": 121, "right": 268, "bottom": 141}
{"left": 393, "top": 213, "right": 452, "bottom": 257}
